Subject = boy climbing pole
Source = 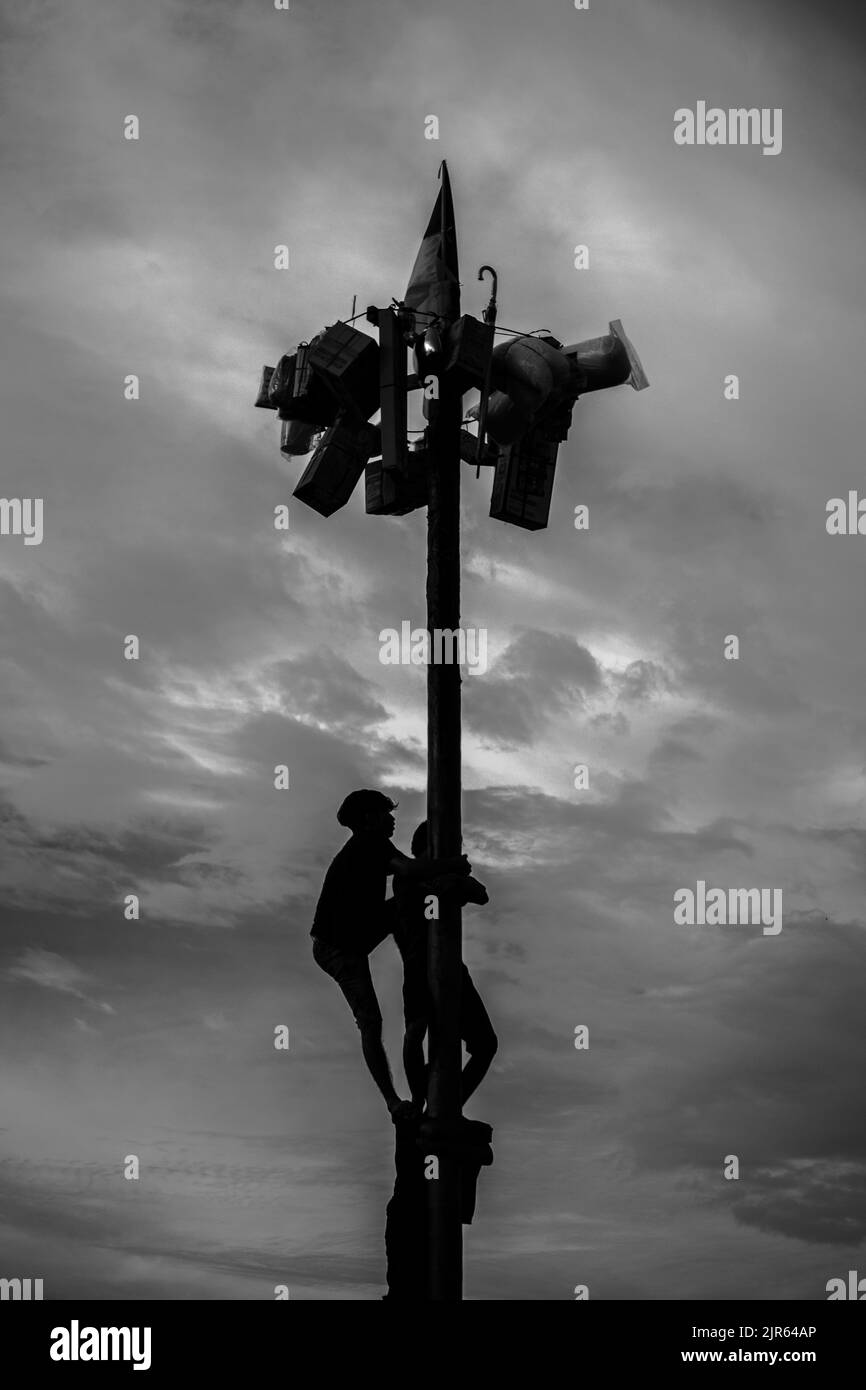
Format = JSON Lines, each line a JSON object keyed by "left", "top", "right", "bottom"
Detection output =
{"left": 392, "top": 820, "right": 498, "bottom": 1111}
{"left": 311, "top": 789, "right": 471, "bottom": 1122}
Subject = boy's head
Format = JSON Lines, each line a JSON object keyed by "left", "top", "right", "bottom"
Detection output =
{"left": 411, "top": 820, "right": 429, "bottom": 858}
{"left": 336, "top": 789, "right": 397, "bottom": 837}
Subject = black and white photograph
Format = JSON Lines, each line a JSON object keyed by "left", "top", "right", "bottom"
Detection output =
{"left": 1, "top": 0, "right": 865, "bottom": 1355}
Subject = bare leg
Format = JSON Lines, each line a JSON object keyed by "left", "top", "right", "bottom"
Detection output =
{"left": 360, "top": 1021, "right": 402, "bottom": 1113}
{"left": 461, "top": 1035, "right": 497, "bottom": 1104}
{"left": 403, "top": 1020, "right": 428, "bottom": 1107}
{"left": 313, "top": 941, "right": 404, "bottom": 1115}
{"left": 460, "top": 969, "right": 498, "bottom": 1105}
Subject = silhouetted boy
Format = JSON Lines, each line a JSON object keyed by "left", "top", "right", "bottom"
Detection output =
{"left": 312, "top": 790, "right": 470, "bottom": 1122}
{"left": 392, "top": 820, "right": 498, "bottom": 1109}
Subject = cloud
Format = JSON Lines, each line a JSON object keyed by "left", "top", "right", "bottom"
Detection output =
{"left": 7, "top": 948, "right": 93, "bottom": 997}
{"left": 728, "top": 1160, "right": 866, "bottom": 1247}
{"left": 6, "top": 948, "right": 114, "bottom": 1015}
{"left": 268, "top": 650, "right": 388, "bottom": 733}
{"left": 466, "top": 630, "right": 602, "bottom": 745}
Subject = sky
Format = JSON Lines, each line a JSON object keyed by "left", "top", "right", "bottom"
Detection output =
{"left": 1, "top": 0, "right": 866, "bottom": 1300}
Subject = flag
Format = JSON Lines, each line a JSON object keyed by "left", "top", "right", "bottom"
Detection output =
{"left": 403, "top": 161, "right": 460, "bottom": 326}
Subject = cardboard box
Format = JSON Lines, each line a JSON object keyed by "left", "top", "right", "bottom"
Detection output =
{"left": 444, "top": 315, "right": 495, "bottom": 394}
{"left": 293, "top": 416, "right": 380, "bottom": 517}
{"left": 365, "top": 446, "right": 428, "bottom": 516}
{"left": 254, "top": 364, "right": 277, "bottom": 409}
{"left": 285, "top": 340, "right": 339, "bottom": 424}
{"left": 489, "top": 429, "right": 559, "bottom": 531}
{"left": 267, "top": 354, "right": 295, "bottom": 411}
{"left": 309, "top": 322, "right": 380, "bottom": 420}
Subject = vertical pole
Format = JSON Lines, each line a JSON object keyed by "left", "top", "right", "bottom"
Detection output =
{"left": 379, "top": 308, "right": 409, "bottom": 475}
{"left": 426, "top": 363, "right": 464, "bottom": 1301}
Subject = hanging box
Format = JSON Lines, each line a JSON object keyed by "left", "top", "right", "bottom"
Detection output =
{"left": 267, "top": 354, "right": 295, "bottom": 412}
{"left": 255, "top": 365, "right": 277, "bottom": 409}
{"left": 293, "top": 416, "right": 381, "bottom": 517}
{"left": 444, "top": 316, "right": 495, "bottom": 394}
{"left": 489, "top": 429, "right": 559, "bottom": 531}
{"left": 308, "top": 322, "right": 380, "bottom": 421}
{"left": 365, "top": 446, "right": 428, "bottom": 516}
{"left": 284, "top": 339, "right": 339, "bottom": 424}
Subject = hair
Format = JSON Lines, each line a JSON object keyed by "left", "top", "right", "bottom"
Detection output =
{"left": 336, "top": 789, "right": 397, "bottom": 831}
{"left": 411, "top": 820, "right": 429, "bottom": 857}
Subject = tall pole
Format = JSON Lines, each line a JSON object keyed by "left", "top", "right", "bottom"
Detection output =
{"left": 426, "top": 361, "right": 464, "bottom": 1301}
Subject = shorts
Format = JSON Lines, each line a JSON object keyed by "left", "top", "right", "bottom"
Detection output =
{"left": 312, "top": 937, "right": 383, "bottom": 1032}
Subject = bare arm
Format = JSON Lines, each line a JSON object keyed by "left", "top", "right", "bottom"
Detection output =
{"left": 427, "top": 872, "right": 489, "bottom": 906}
{"left": 387, "top": 849, "right": 471, "bottom": 881}
{"left": 460, "top": 875, "right": 489, "bottom": 906}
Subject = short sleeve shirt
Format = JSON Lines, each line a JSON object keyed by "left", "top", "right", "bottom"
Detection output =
{"left": 312, "top": 832, "right": 398, "bottom": 948}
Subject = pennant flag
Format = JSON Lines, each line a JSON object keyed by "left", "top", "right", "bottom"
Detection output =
{"left": 403, "top": 161, "right": 460, "bottom": 326}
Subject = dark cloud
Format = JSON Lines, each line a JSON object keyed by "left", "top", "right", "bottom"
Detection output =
{"left": 466, "top": 629, "right": 602, "bottom": 744}
{"left": 647, "top": 736, "right": 704, "bottom": 770}
{"left": 269, "top": 650, "right": 388, "bottom": 733}
{"left": 623, "top": 917, "right": 866, "bottom": 1245}
{"left": 729, "top": 1161, "right": 866, "bottom": 1247}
